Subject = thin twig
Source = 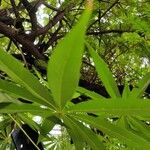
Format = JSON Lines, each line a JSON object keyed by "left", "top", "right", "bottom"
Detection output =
{"left": 8, "top": 114, "right": 41, "bottom": 150}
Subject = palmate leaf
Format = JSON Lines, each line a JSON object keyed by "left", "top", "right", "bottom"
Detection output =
{"left": 67, "top": 98, "right": 150, "bottom": 116}
{"left": 86, "top": 43, "right": 121, "bottom": 98}
{"left": 63, "top": 115, "right": 105, "bottom": 150}
{"left": 47, "top": 2, "right": 93, "bottom": 108}
{"left": 72, "top": 114, "right": 150, "bottom": 149}
{"left": 0, "top": 50, "right": 55, "bottom": 109}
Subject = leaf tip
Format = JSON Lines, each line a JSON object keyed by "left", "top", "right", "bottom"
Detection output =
{"left": 86, "top": 0, "right": 93, "bottom": 11}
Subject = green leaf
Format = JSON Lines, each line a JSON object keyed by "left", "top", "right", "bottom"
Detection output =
{"left": 65, "top": 125, "right": 84, "bottom": 150}
{"left": 126, "top": 116, "right": 150, "bottom": 142}
{"left": 40, "top": 119, "right": 55, "bottom": 136}
{"left": 77, "top": 86, "right": 105, "bottom": 99}
{"left": 0, "top": 103, "right": 53, "bottom": 117}
{"left": 73, "top": 114, "right": 150, "bottom": 149}
{"left": 86, "top": 43, "right": 121, "bottom": 98}
{"left": 0, "top": 92, "right": 20, "bottom": 103}
{"left": 63, "top": 115, "right": 105, "bottom": 150}
{"left": 0, "top": 142, "right": 7, "bottom": 150}
{"left": 122, "top": 84, "right": 130, "bottom": 99}
{"left": 72, "top": 92, "right": 81, "bottom": 99}
{"left": 0, "top": 118, "right": 12, "bottom": 130}
{"left": 130, "top": 72, "right": 150, "bottom": 98}
{"left": 0, "top": 79, "right": 46, "bottom": 104}
{"left": 47, "top": 5, "right": 93, "bottom": 108}
{"left": 67, "top": 98, "right": 150, "bottom": 116}
{"left": 0, "top": 50, "right": 55, "bottom": 109}
{"left": 40, "top": 116, "right": 61, "bottom": 137}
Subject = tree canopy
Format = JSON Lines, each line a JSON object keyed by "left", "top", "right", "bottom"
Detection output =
{"left": 0, "top": 0, "right": 150, "bottom": 83}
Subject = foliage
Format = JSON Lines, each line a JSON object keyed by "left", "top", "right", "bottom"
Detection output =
{"left": 0, "top": 0, "right": 150, "bottom": 150}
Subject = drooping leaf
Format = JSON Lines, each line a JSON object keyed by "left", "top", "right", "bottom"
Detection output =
{"left": 117, "top": 115, "right": 150, "bottom": 143}
{"left": 0, "top": 50, "right": 55, "bottom": 109}
{"left": 86, "top": 43, "right": 121, "bottom": 98}
{"left": 126, "top": 116, "right": 150, "bottom": 142}
{"left": 40, "top": 119, "right": 55, "bottom": 137}
{"left": 47, "top": 2, "right": 93, "bottom": 108}
{"left": 40, "top": 116, "right": 61, "bottom": 138}
{"left": 65, "top": 123, "right": 84, "bottom": 150}
{"left": 72, "top": 114, "right": 150, "bottom": 149}
{"left": 63, "top": 115, "right": 105, "bottom": 150}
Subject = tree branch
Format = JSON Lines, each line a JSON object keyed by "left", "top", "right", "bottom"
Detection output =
{"left": 87, "top": 29, "right": 134, "bottom": 35}
{"left": 0, "top": 21, "right": 44, "bottom": 59}
{"left": 88, "top": 0, "right": 119, "bottom": 30}
{"left": 29, "top": 3, "right": 74, "bottom": 38}
{"left": 22, "top": 0, "right": 38, "bottom": 31}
